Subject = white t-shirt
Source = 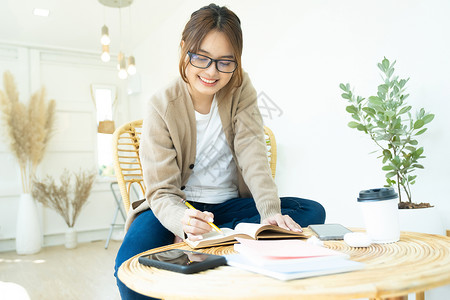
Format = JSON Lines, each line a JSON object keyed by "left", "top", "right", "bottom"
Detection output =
{"left": 184, "top": 97, "right": 239, "bottom": 204}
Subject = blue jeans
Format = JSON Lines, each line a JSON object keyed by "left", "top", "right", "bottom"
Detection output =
{"left": 114, "top": 197, "right": 326, "bottom": 299}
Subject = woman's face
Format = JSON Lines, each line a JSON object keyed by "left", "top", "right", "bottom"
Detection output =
{"left": 185, "top": 30, "right": 235, "bottom": 102}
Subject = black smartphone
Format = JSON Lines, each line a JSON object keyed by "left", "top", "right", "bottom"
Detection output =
{"left": 138, "top": 249, "right": 226, "bottom": 274}
{"left": 309, "top": 224, "right": 352, "bottom": 240}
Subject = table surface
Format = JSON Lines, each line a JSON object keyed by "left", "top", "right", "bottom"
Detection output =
{"left": 118, "top": 230, "right": 450, "bottom": 300}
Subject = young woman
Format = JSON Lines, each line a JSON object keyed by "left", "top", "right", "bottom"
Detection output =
{"left": 115, "top": 4, "right": 325, "bottom": 299}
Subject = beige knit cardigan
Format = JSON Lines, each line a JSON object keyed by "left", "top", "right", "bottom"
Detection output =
{"left": 125, "top": 72, "right": 281, "bottom": 238}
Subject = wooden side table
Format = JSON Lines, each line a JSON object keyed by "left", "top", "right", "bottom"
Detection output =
{"left": 118, "top": 231, "right": 450, "bottom": 300}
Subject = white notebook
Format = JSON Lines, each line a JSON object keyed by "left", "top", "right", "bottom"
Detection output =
{"left": 226, "top": 238, "right": 364, "bottom": 280}
{"left": 226, "top": 254, "right": 364, "bottom": 281}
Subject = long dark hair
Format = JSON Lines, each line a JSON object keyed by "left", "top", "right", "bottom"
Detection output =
{"left": 179, "top": 4, "right": 243, "bottom": 96}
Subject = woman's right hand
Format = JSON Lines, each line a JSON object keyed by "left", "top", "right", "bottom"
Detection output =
{"left": 182, "top": 209, "right": 215, "bottom": 241}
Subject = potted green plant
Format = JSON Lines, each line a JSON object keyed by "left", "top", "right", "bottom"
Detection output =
{"left": 339, "top": 57, "right": 434, "bottom": 209}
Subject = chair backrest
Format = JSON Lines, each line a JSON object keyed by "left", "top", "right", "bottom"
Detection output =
{"left": 112, "top": 119, "right": 277, "bottom": 213}
{"left": 112, "top": 119, "right": 145, "bottom": 214}
{"left": 263, "top": 126, "right": 277, "bottom": 179}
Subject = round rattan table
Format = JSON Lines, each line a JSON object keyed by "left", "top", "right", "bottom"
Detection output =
{"left": 118, "top": 231, "right": 450, "bottom": 300}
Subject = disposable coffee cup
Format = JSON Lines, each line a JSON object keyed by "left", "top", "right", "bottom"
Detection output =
{"left": 358, "top": 188, "right": 400, "bottom": 244}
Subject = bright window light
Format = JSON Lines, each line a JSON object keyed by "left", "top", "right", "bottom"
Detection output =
{"left": 92, "top": 85, "right": 116, "bottom": 177}
{"left": 33, "top": 8, "right": 50, "bottom": 17}
{"left": 95, "top": 89, "right": 113, "bottom": 121}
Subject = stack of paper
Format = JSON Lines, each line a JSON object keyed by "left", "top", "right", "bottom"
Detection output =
{"left": 226, "top": 238, "right": 364, "bottom": 280}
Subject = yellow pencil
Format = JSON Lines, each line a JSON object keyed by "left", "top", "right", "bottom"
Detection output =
{"left": 181, "top": 199, "right": 224, "bottom": 235}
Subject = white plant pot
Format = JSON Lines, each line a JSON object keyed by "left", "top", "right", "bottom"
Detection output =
{"left": 65, "top": 227, "right": 78, "bottom": 249}
{"left": 399, "top": 206, "right": 445, "bottom": 235}
{"left": 16, "top": 193, "right": 42, "bottom": 255}
{"left": 399, "top": 206, "right": 447, "bottom": 300}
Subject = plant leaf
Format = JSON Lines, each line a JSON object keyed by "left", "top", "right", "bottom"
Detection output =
{"left": 369, "top": 96, "right": 383, "bottom": 106}
{"left": 383, "top": 149, "right": 392, "bottom": 159}
{"left": 346, "top": 105, "right": 358, "bottom": 114}
{"left": 382, "top": 58, "right": 390, "bottom": 70}
{"left": 385, "top": 111, "right": 395, "bottom": 118}
{"left": 408, "top": 175, "right": 417, "bottom": 181}
{"left": 341, "top": 93, "right": 351, "bottom": 100}
{"left": 423, "top": 114, "right": 435, "bottom": 124}
{"left": 362, "top": 107, "right": 376, "bottom": 115}
{"left": 415, "top": 128, "right": 427, "bottom": 135}
{"left": 413, "top": 119, "right": 424, "bottom": 129}
{"left": 356, "top": 124, "right": 366, "bottom": 132}
{"left": 398, "top": 106, "right": 412, "bottom": 115}
{"left": 378, "top": 84, "right": 389, "bottom": 94}
{"left": 386, "top": 171, "right": 397, "bottom": 178}
{"left": 356, "top": 96, "right": 365, "bottom": 104}
{"left": 348, "top": 121, "right": 359, "bottom": 128}
{"left": 415, "top": 147, "right": 424, "bottom": 156}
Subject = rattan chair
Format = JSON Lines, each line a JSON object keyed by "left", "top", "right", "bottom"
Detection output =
{"left": 112, "top": 119, "right": 277, "bottom": 212}
{"left": 264, "top": 126, "right": 277, "bottom": 179}
{"left": 112, "top": 119, "right": 145, "bottom": 214}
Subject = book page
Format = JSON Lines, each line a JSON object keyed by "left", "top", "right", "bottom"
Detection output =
{"left": 185, "top": 228, "right": 242, "bottom": 248}
{"left": 198, "top": 228, "right": 236, "bottom": 241}
{"left": 234, "top": 223, "right": 308, "bottom": 239}
{"left": 234, "top": 223, "right": 266, "bottom": 238}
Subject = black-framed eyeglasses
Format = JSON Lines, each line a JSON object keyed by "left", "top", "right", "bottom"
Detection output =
{"left": 187, "top": 51, "right": 238, "bottom": 73}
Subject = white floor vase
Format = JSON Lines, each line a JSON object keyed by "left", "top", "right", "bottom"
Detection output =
{"left": 65, "top": 227, "right": 78, "bottom": 249}
{"left": 16, "top": 193, "right": 42, "bottom": 255}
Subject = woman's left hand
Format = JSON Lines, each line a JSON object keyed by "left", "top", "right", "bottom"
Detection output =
{"left": 262, "top": 213, "right": 303, "bottom": 232}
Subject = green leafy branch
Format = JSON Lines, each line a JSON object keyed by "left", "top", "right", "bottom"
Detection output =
{"left": 339, "top": 57, "right": 434, "bottom": 203}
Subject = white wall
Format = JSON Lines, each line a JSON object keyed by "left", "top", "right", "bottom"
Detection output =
{"left": 0, "top": 43, "right": 129, "bottom": 251}
{"left": 130, "top": 0, "right": 450, "bottom": 231}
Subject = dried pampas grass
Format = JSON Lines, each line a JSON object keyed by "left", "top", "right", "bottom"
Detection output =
{"left": 32, "top": 169, "right": 96, "bottom": 228}
{"left": 0, "top": 71, "right": 56, "bottom": 193}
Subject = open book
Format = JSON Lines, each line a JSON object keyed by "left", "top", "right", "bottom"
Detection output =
{"left": 185, "top": 222, "right": 310, "bottom": 249}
